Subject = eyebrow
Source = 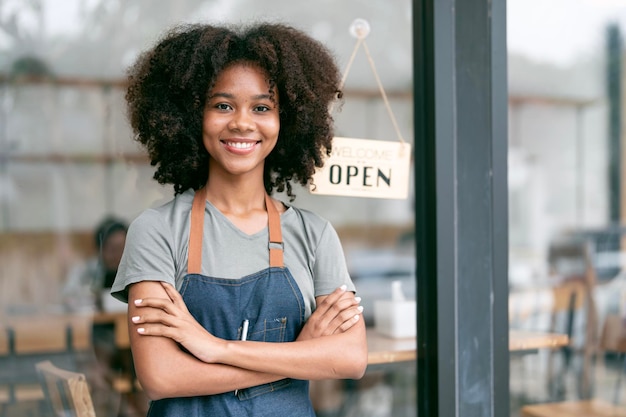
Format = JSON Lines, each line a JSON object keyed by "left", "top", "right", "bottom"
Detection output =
{"left": 208, "top": 92, "right": 273, "bottom": 100}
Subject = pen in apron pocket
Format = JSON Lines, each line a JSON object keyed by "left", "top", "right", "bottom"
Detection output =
{"left": 235, "top": 319, "right": 249, "bottom": 396}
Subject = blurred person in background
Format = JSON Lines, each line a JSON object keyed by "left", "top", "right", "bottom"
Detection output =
{"left": 63, "top": 216, "right": 135, "bottom": 416}
{"left": 63, "top": 216, "right": 128, "bottom": 312}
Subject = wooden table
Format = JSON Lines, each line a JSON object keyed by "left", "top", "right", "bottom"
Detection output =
{"left": 93, "top": 310, "right": 130, "bottom": 349}
{"left": 508, "top": 329, "right": 569, "bottom": 352}
{"left": 90, "top": 314, "right": 571, "bottom": 364}
{"left": 367, "top": 329, "right": 417, "bottom": 364}
{"left": 1, "top": 311, "right": 569, "bottom": 365}
{"left": 366, "top": 328, "right": 570, "bottom": 365}
{"left": 0, "top": 313, "right": 95, "bottom": 405}
{"left": 0, "top": 313, "right": 92, "bottom": 354}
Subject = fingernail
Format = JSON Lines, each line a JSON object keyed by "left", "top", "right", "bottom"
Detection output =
{"left": 131, "top": 316, "right": 140, "bottom": 323}
{"left": 353, "top": 314, "right": 360, "bottom": 321}
{"left": 357, "top": 306, "right": 364, "bottom": 313}
{"left": 134, "top": 299, "right": 142, "bottom": 305}
{"left": 355, "top": 297, "right": 362, "bottom": 303}
{"left": 340, "top": 285, "right": 347, "bottom": 291}
{"left": 137, "top": 328, "right": 145, "bottom": 334}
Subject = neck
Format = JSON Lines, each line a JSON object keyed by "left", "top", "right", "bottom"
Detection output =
{"left": 204, "top": 176, "right": 267, "bottom": 215}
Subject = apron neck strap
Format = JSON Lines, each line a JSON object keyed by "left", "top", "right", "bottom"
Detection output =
{"left": 188, "top": 187, "right": 207, "bottom": 274}
{"left": 187, "top": 189, "right": 284, "bottom": 274}
{"left": 265, "top": 194, "right": 284, "bottom": 268}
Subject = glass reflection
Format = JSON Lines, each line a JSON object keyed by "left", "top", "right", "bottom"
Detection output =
{"left": 508, "top": 1, "right": 626, "bottom": 415}
{"left": 0, "top": 1, "right": 414, "bottom": 416}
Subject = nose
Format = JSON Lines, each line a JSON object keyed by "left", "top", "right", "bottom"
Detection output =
{"left": 228, "top": 110, "right": 254, "bottom": 132}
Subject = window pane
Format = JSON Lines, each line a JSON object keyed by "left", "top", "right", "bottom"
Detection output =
{"left": 0, "top": 1, "right": 414, "bottom": 416}
{"left": 508, "top": 1, "right": 626, "bottom": 415}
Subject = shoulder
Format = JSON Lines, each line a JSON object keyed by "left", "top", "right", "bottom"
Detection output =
{"left": 282, "top": 203, "right": 341, "bottom": 247}
{"left": 127, "top": 190, "right": 195, "bottom": 239}
{"left": 284, "top": 203, "right": 330, "bottom": 231}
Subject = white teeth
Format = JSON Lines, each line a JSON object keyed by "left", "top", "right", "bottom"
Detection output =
{"left": 226, "top": 141, "right": 255, "bottom": 149}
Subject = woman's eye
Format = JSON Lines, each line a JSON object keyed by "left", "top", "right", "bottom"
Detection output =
{"left": 215, "top": 103, "right": 231, "bottom": 110}
{"left": 254, "top": 105, "right": 270, "bottom": 112}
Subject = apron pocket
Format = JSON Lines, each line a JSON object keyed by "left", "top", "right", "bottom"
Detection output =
{"left": 250, "top": 317, "right": 287, "bottom": 343}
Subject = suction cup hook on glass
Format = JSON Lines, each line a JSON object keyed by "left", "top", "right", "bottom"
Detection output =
{"left": 349, "top": 18, "right": 371, "bottom": 40}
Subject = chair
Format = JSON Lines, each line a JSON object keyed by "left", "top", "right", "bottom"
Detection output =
{"left": 36, "top": 360, "right": 96, "bottom": 417}
{"left": 544, "top": 238, "right": 599, "bottom": 400}
{"left": 0, "top": 315, "right": 92, "bottom": 416}
{"left": 521, "top": 314, "right": 626, "bottom": 417}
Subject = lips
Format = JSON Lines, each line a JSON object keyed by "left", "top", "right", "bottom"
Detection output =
{"left": 223, "top": 141, "right": 256, "bottom": 149}
{"left": 221, "top": 139, "right": 260, "bottom": 154}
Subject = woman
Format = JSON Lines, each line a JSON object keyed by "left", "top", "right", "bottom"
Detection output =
{"left": 63, "top": 216, "right": 128, "bottom": 312}
{"left": 111, "top": 22, "right": 367, "bottom": 416}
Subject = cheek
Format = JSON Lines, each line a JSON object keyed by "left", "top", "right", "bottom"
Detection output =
{"left": 263, "top": 117, "right": 280, "bottom": 137}
{"left": 202, "top": 117, "right": 217, "bottom": 133}
{"left": 202, "top": 120, "right": 224, "bottom": 146}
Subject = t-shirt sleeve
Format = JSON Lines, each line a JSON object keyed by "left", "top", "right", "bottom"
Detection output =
{"left": 110, "top": 209, "right": 177, "bottom": 302}
{"left": 312, "top": 221, "right": 356, "bottom": 297}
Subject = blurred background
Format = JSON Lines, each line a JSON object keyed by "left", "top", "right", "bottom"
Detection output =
{"left": 1, "top": 0, "right": 626, "bottom": 416}
{"left": 0, "top": 0, "right": 415, "bottom": 311}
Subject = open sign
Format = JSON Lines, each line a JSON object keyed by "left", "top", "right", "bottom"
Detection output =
{"left": 310, "top": 137, "right": 411, "bottom": 199}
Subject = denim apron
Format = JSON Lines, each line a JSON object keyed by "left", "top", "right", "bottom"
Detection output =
{"left": 147, "top": 189, "right": 315, "bottom": 417}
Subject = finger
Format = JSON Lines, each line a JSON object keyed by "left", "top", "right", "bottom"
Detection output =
{"left": 131, "top": 308, "right": 176, "bottom": 327}
{"left": 334, "top": 312, "right": 362, "bottom": 334}
{"left": 160, "top": 282, "right": 194, "bottom": 317}
{"left": 316, "top": 302, "right": 362, "bottom": 337}
{"left": 133, "top": 297, "right": 178, "bottom": 315}
{"left": 136, "top": 323, "right": 178, "bottom": 340}
{"left": 337, "top": 295, "right": 361, "bottom": 309}
{"left": 316, "top": 286, "right": 350, "bottom": 314}
{"left": 309, "top": 293, "right": 360, "bottom": 336}
{"left": 323, "top": 295, "right": 360, "bottom": 320}
{"left": 160, "top": 281, "right": 187, "bottom": 307}
{"left": 330, "top": 305, "right": 364, "bottom": 334}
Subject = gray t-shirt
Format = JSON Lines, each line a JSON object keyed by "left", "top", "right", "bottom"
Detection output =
{"left": 111, "top": 189, "right": 354, "bottom": 318}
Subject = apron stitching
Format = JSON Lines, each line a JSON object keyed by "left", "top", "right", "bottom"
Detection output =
{"left": 283, "top": 272, "right": 305, "bottom": 324}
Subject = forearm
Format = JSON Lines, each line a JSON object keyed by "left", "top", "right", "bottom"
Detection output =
{"left": 133, "top": 336, "right": 284, "bottom": 400}
{"left": 129, "top": 281, "right": 367, "bottom": 395}
{"left": 214, "top": 319, "right": 367, "bottom": 381}
{"left": 128, "top": 281, "right": 283, "bottom": 400}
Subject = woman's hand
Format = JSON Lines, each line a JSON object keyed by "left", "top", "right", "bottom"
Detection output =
{"left": 297, "top": 285, "right": 363, "bottom": 341}
{"left": 131, "top": 281, "right": 223, "bottom": 363}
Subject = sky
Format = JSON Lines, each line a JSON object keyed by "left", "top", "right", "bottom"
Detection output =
{"left": 508, "top": 0, "right": 626, "bottom": 67}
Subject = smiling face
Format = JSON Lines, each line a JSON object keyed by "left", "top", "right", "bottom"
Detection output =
{"left": 202, "top": 63, "right": 280, "bottom": 183}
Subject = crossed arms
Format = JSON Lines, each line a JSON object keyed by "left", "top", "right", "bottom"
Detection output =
{"left": 128, "top": 281, "right": 367, "bottom": 400}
